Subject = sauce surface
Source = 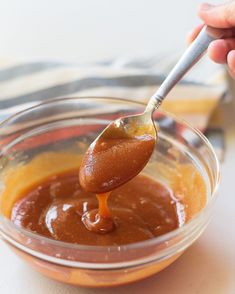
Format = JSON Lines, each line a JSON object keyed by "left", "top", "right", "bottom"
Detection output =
{"left": 11, "top": 171, "right": 184, "bottom": 246}
{"left": 79, "top": 122, "right": 155, "bottom": 194}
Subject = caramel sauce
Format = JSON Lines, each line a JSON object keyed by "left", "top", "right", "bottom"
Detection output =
{"left": 78, "top": 122, "right": 156, "bottom": 235}
{"left": 1, "top": 151, "right": 206, "bottom": 246}
{"left": 82, "top": 192, "right": 115, "bottom": 234}
{"left": 79, "top": 122, "right": 155, "bottom": 194}
{"left": 11, "top": 171, "right": 182, "bottom": 245}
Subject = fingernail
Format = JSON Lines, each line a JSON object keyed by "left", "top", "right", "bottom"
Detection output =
{"left": 227, "top": 50, "right": 235, "bottom": 69}
{"left": 200, "top": 3, "right": 214, "bottom": 11}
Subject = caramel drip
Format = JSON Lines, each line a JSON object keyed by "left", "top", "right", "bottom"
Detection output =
{"left": 96, "top": 192, "right": 112, "bottom": 219}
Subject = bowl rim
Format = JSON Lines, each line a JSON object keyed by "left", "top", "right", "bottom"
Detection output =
{"left": 0, "top": 96, "right": 220, "bottom": 268}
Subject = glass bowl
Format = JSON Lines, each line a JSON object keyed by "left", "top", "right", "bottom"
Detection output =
{"left": 0, "top": 97, "right": 220, "bottom": 287}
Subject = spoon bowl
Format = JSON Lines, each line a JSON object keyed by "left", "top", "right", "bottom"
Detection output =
{"left": 79, "top": 110, "right": 156, "bottom": 193}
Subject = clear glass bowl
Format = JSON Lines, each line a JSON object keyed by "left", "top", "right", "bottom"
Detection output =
{"left": 0, "top": 97, "right": 220, "bottom": 287}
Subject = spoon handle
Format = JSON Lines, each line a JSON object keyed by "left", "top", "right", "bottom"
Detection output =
{"left": 146, "top": 26, "right": 225, "bottom": 112}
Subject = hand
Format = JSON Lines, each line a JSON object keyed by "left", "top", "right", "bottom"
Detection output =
{"left": 188, "top": 2, "right": 235, "bottom": 78}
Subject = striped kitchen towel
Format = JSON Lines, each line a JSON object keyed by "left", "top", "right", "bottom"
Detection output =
{"left": 0, "top": 56, "right": 228, "bottom": 159}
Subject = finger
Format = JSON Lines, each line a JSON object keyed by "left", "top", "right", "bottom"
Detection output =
{"left": 227, "top": 50, "right": 235, "bottom": 78}
{"left": 188, "top": 25, "right": 235, "bottom": 45}
{"left": 208, "top": 38, "right": 235, "bottom": 64}
{"left": 198, "top": 2, "right": 235, "bottom": 28}
{"left": 187, "top": 23, "right": 204, "bottom": 44}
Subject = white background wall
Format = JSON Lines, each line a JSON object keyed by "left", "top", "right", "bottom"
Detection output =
{"left": 0, "top": 0, "right": 221, "bottom": 63}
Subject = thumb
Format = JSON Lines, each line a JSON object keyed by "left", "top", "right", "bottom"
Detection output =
{"left": 198, "top": 2, "right": 235, "bottom": 28}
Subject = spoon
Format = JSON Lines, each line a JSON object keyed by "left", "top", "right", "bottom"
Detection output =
{"left": 79, "top": 26, "right": 225, "bottom": 194}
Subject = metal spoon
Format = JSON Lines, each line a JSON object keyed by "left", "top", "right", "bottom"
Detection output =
{"left": 79, "top": 26, "right": 225, "bottom": 193}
